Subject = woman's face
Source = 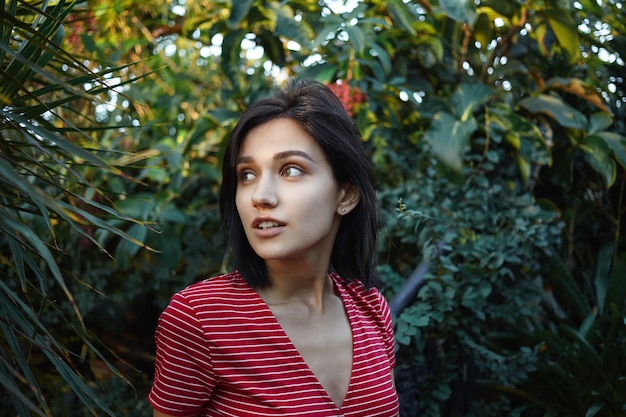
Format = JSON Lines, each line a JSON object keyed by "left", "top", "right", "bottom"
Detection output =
{"left": 235, "top": 118, "right": 352, "bottom": 265}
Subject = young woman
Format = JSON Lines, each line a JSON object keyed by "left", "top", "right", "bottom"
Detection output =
{"left": 149, "top": 80, "right": 399, "bottom": 416}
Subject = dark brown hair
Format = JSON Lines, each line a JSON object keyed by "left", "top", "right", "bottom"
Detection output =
{"left": 220, "top": 79, "right": 380, "bottom": 288}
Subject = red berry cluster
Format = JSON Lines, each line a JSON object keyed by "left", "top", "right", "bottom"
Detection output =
{"left": 66, "top": 11, "right": 97, "bottom": 49}
{"left": 327, "top": 81, "right": 366, "bottom": 118}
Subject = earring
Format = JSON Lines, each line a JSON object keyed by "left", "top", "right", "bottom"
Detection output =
{"left": 340, "top": 208, "right": 346, "bottom": 213}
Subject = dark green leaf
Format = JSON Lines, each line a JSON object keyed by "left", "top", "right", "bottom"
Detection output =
{"left": 580, "top": 134, "right": 616, "bottom": 187}
{"left": 518, "top": 94, "right": 587, "bottom": 130}
{"left": 386, "top": 0, "right": 417, "bottom": 35}
{"left": 228, "top": 0, "right": 254, "bottom": 29}
{"left": 451, "top": 82, "right": 493, "bottom": 121}
{"left": 425, "top": 112, "right": 477, "bottom": 175}
{"left": 588, "top": 112, "right": 613, "bottom": 134}
{"left": 440, "top": 0, "right": 478, "bottom": 24}
{"left": 596, "top": 131, "right": 626, "bottom": 169}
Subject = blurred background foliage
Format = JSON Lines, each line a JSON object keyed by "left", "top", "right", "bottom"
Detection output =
{"left": 1, "top": 0, "right": 625, "bottom": 416}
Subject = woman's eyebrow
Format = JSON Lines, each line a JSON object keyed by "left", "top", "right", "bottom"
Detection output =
{"left": 236, "top": 155, "right": 253, "bottom": 165}
{"left": 274, "top": 150, "right": 317, "bottom": 164}
{"left": 236, "top": 150, "right": 317, "bottom": 166}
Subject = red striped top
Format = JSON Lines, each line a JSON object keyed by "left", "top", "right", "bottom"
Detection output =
{"left": 149, "top": 271, "right": 399, "bottom": 416}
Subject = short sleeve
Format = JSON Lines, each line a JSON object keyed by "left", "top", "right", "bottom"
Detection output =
{"left": 378, "top": 292, "right": 396, "bottom": 369}
{"left": 148, "top": 292, "right": 215, "bottom": 416}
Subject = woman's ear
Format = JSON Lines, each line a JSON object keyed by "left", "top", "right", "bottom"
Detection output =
{"left": 337, "top": 183, "right": 360, "bottom": 215}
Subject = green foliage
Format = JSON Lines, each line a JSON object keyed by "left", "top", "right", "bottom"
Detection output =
{"left": 510, "top": 246, "right": 626, "bottom": 417}
{"left": 0, "top": 0, "right": 148, "bottom": 415}
{"left": 2, "top": 0, "right": 625, "bottom": 415}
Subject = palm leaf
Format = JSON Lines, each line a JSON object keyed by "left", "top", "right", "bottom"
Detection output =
{"left": 1, "top": 0, "right": 146, "bottom": 414}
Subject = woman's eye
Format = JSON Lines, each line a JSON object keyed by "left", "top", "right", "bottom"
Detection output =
{"left": 240, "top": 171, "right": 256, "bottom": 182}
{"left": 282, "top": 165, "right": 304, "bottom": 177}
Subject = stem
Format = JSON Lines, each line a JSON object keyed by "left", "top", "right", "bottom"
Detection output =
{"left": 614, "top": 170, "right": 625, "bottom": 266}
{"left": 480, "top": 7, "right": 529, "bottom": 83}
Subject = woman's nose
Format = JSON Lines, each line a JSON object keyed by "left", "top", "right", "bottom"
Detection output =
{"left": 251, "top": 175, "right": 278, "bottom": 208}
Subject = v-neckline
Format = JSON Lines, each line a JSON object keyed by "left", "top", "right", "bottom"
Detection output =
{"left": 252, "top": 274, "right": 356, "bottom": 410}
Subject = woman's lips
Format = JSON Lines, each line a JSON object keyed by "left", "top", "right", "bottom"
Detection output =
{"left": 251, "top": 218, "right": 285, "bottom": 237}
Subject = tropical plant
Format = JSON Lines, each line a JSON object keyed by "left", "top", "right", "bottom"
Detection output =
{"left": 0, "top": 0, "right": 147, "bottom": 415}
{"left": 3, "top": 0, "right": 625, "bottom": 415}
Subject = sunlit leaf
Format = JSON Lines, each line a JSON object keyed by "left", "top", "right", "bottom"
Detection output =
{"left": 543, "top": 8, "right": 580, "bottom": 63}
{"left": 545, "top": 77, "right": 611, "bottom": 114}
{"left": 474, "top": 12, "right": 492, "bottom": 52}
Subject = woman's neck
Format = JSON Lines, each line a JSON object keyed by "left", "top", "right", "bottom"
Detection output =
{"left": 259, "top": 261, "right": 333, "bottom": 311}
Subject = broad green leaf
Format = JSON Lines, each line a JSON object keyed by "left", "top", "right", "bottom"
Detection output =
{"left": 440, "top": 0, "right": 477, "bottom": 24}
{"left": 425, "top": 112, "right": 477, "bottom": 175}
{"left": 115, "top": 194, "right": 157, "bottom": 220}
{"left": 417, "top": 45, "right": 438, "bottom": 69}
{"left": 416, "top": 36, "right": 444, "bottom": 68}
{"left": 208, "top": 108, "right": 240, "bottom": 124}
{"left": 543, "top": 8, "right": 580, "bottom": 63}
{"left": 369, "top": 41, "right": 392, "bottom": 75}
{"left": 220, "top": 29, "right": 245, "bottom": 88}
{"left": 489, "top": 103, "right": 552, "bottom": 182}
{"left": 182, "top": 114, "right": 219, "bottom": 155}
{"left": 228, "top": 0, "right": 254, "bottom": 29}
{"left": 158, "top": 203, "right": 188, "bottom": 224}
{"left": 274, "top": 5, "right": 313, "bottom": 47}
{"left": 478, "top": 2, "right": 520, "bottom": 19}
{"left": 312, "top": 18, "right": 341, "bottom": 49}
{"left": 158, "top": 224, "right": 183, "bottom": 270}
{"left": 587, "top": 112, "right": 613, "bottom": 135}
{"left": 534, "top": 21, "right": 550, "bottom": 56}
{"left": 580, "top": 134, "right": 616, "bottom": 187}
{"left": 506, "top": 113, "right": 552, "bottom": 166}
{"left": 298, "top": 62, "right": 338, "bottom": 83}
{"left": 545, "top": 77, "right": 611, "bottom": 113}
{"left": 585, "top": 402, "right": 603, "bottom": 417}
{"left": 345, "top": 26, "right": 366, "bottom": 54}
{"left": 595, "top": 131, "right": 626, "bottom": 169}
{"left": 259, "top": 30, "right": 286, "bottom": 66}
{"left": 593, "top": 244, "right": 613, "bottom": 314}
{"left": 474, "top": 12, "right": 492, "bottom": 52}
{"left": 518, "top": 94, "right": 587, "bottom": 130}
{"left": 451, "top": 82, "right": 493, "bottom": 121}
{"left": 386, "top": 0, "right": 416, "bottom": 35}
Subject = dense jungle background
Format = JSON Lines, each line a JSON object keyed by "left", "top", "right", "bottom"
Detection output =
{"left": 1, "top": 0, "right": 625, "bottom": 416}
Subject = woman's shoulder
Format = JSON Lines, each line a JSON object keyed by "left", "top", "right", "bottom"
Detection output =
{"left": 330, "top": 272, "right": 386, "bottom": 308}
{"left": 172, "top": 270, "right": 256, "bottom": 307}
